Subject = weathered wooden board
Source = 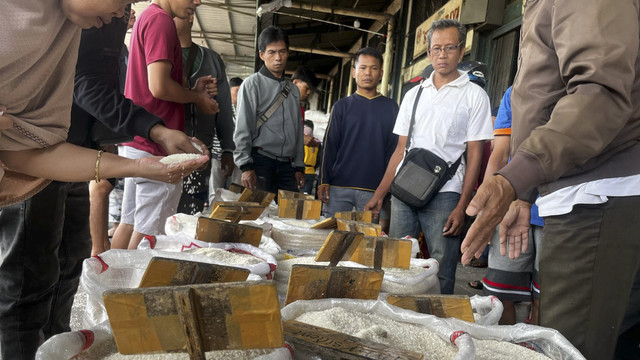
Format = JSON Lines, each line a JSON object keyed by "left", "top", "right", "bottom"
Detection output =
{"left": 310, "top": 217, "right": 337, "bottom": 229}
{"left": 334, "top": 211, "right": 373, "bottom": 223}
{"left": 278, "top": 189, "right": 314, "bottom": 201}
{"left": 283, "top": 320, "right": 423, "bottom": 360}
{"left": 104, "top": 281, "right": 284, "bottom": 355}
{"left": 278, "top": 198, "right": 322, "bottom": 220}
{"left": 336, "top": 219, "right": 382, "bottom": 237}
{"left": 285, "top": 264, "right": 383, "bottom": 305}
{"left": 386, "top": 295, "right": 475, "bottom": 323}
{"left": 349, "top": 237, "right": 412, "bottom": 269}
{"left": 228, "top": 183, "right": 245, "bottom": 194}
{"left": 209, "top": 202, "right": 265, "bottom": 222}
{"left": 237, "top": 188, "right": 276, "bottom": 207}
{"left": 138, "top": 257, "right": 250, "bottom": 288}
{"left": 195, "top": 217, "right": 263, "bottom": 247}
{"left": 315, "top": 230, "right": 364, "bottom": 266}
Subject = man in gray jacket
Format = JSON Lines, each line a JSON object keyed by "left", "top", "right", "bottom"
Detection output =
{"left": 234, "top": 26, "right": 305, "bottom": 193}
{"left": 175, "top": 16, "right": 235, "bottom": 213}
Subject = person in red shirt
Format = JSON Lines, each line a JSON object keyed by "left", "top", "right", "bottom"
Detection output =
{"left": 112, "top": 0, "right": 218, "bottom": 250}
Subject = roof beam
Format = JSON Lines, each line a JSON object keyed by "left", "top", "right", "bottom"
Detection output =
{"left": 289, "top": 45, "right": 355, "bottom": 58}
{"left": 288, "top": 1, "right": 389, "bottom": 22}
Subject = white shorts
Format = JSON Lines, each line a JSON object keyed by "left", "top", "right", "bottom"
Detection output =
{"left": 119, "top": 146, "right": 182, "bottom": 235}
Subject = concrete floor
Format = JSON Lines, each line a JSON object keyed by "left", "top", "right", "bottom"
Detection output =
{"left": 453, "top": 258, "right": 531, "bottom": 323}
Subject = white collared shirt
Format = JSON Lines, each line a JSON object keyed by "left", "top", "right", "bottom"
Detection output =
{"left": 393, "top": 70, "right": 494, "bottom": 193}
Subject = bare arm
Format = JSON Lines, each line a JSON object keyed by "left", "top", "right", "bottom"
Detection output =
{"left": 364, "top": 136, "right": 407, "bottom": 214}
{"left": 0, "top": 143, "right": 208, "bottom": 183}
{"left": 483, "top": 135, "right": 510, "bottom": 179}
{"left": 443, "top": 140, "right": 483, "bottom": 236}
{"left": 147, "top": 61, "right": 218, "bottom": 114}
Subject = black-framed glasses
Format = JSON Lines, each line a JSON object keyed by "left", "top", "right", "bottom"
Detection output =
{"left": 429, "top": 41, "right": 464, "bottom": 55}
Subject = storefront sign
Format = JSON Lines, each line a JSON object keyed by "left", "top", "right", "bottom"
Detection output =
{"left": 413, "top": 0, "right": 463, "bottom": 59}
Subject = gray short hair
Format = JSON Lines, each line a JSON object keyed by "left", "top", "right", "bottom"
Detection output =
{"left": 427, "top": 19, "right": 466, "bottom": 50}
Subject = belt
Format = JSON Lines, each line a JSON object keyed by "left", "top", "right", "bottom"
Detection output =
{"left": 254, "top": 148, "right": 293, "bottom": 163}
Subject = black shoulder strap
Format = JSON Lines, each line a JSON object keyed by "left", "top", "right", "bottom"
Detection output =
{"left": 405, "top": 85, "right": 424, "bottom": 154}
{"left": 256, "top": 80, "right": 291, "bottom": 130}
{"left": 405, "top": 84, "right": 463, "bottom": 175}
{"left": 183, "top": 43, "right": 199, "bottom": 80}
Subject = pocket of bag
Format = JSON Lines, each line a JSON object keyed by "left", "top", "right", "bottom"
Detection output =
{"left": 394, "top": 161, "right": 439, "bottom": 199}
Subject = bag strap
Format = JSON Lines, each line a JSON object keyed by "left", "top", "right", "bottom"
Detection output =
{"left": 183, "top": 44, "right": 199, "bottom": 80}
{"left": 405, "top": 85, "right": 424, "bottom": 154}
{"left": 256, "top": 81, "right": 291, "bottom": 130}
{"left": 405, "top": 84, "right": 462, "bottom": 176}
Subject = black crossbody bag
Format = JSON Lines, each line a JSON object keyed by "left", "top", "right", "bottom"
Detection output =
{"left": 390, "top": 86, "right": 462, "bottom": 208}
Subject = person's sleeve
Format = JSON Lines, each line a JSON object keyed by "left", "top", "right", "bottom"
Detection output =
{"left": 392, "top": 86, "right": 416, "bottom": 137}
{"left": 318, "top": 105, "right": 342, "bottom": 185}
{"left": 498, "top": 1, "right": 638, "bottom": 199}
{"left": 465, "top": 90, "right": 494, "bottom": 142}
{"left": 493, "top": 86, "right": 512, "bottom": 136}
{"left": 233, "top": 80, "right": 258, "bottom": 171}
{"left": 73, "top": 27, "right": 162, "bottom": 139}
{"left": 384, "top": 102, "right": 400, "bottom": 165}
{"left": 143, "top": 13, "right": 177, "bottom": 66}
{"left": 210, "top": 51, "right": 235, "bottom": 152}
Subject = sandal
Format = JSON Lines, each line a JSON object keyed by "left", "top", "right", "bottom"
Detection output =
{"left": 468, "top": 258, "right": 488, "bottom": 268}
{"left": 468, "top": 280, "right": 483, "bottom": 290}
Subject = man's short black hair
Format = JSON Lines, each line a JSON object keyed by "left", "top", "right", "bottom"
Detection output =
{"left": 354, "top": 47, "right": 383, "bottom": 67}
{"left": 292, "top": 66, "right": 320, "bottom": 89}
{"left": 304, "top": 120, "right": 314, "bottom": 130}
{"left": 229, "top": 77, "right": 243, "bottom": 88}
{"left": 258, "top": 26, "right": 289, "bottom": 52}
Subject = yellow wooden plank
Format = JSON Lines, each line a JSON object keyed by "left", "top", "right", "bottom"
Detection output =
{"left": 278, "top": 189, "right": 314, "bottom": 201}
{"left": 349, "top": 237, "right": 412, "bottom": 269}
{"left": 195, "top": 217, "right": 263, "bottom": 247}
{"left": 285, "top": 265, "right": 383, "bottom": 305}
{"left": 209, "top": 202, "right": 265, "bottom": 222}
{"left": 315, "top": 230, "right": 364, "bottom": 263}
{"left": 386, "top": 295, "right": 475, "bottom": 323}
{"left": 278, "top": 198, "right": 322, "bottom": 220}
{"left": 334, "top": 211, "right": 373, "bottom": 223}
{"left": 138, "top": 257, "right": 250, "bottom": 288}
{"left": 104, "top": 282, "right": 284, "bottom": 355}
{"left": 336, "top": 219, "right": 382, "bottom": 236}
{"left": 237, "top": 188, "right": 276, "bottom": 207}
{"left": 310, "top": 217, "right": 337, "bottom": 229}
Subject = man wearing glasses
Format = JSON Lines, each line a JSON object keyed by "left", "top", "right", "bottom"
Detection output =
{"left": 369, "top": 19, "right": 493, "bottom": 294}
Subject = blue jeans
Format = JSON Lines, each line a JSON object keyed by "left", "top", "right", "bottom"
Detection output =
{"left": 0, "top": 181, "right": 91, "bottom": 360}
{"left": 301, "top": 174, "right": 316, "bottom": 195}
{"left": 322, "top": 187, "right": 374, "bottom": 218}
{"left": 389, "top": 192, "right": 460, "bottom": 294}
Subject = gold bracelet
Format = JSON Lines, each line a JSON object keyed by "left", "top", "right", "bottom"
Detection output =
{"left": 95, "top": 150, "right": 103, "bottom": 183}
